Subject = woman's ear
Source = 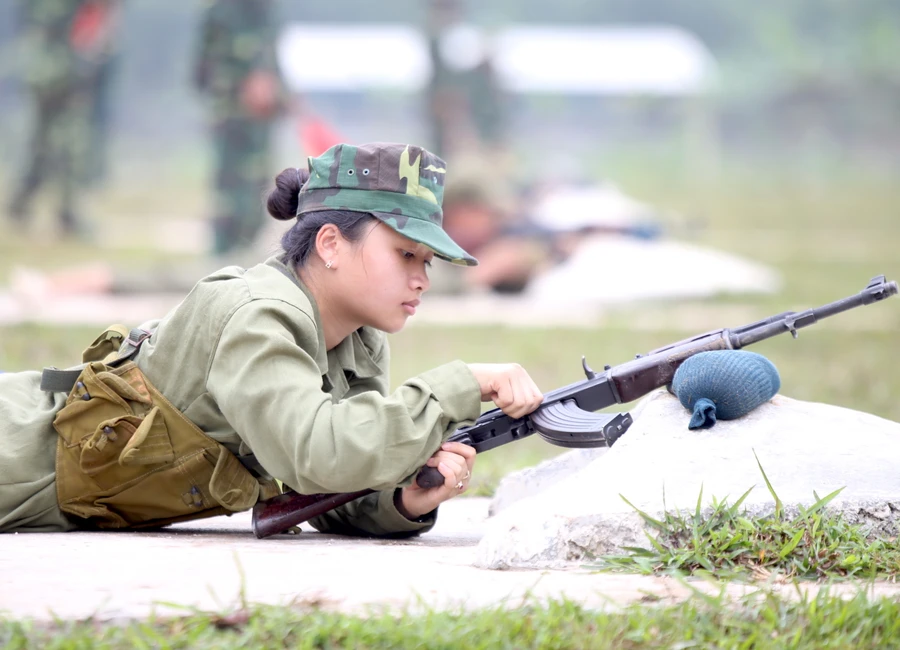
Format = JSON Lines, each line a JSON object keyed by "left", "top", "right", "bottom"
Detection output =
{"left": 314, "top": 223, "right": 342, "bottom": 268}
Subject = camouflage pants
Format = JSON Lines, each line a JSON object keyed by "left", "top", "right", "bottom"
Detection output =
{"left": 9, "top": 85, "right": 90, "bottom": 230}
{"left": 211, "top": 117, "right": 272, "bottom": 254}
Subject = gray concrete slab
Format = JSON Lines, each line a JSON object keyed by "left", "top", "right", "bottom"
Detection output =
{"left": 3, "top": 498, "right": 899, "bottom": 622}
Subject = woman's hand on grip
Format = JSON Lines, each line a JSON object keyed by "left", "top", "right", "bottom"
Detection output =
{"left": 397, "top": 441, "right": 475, "bottom": 520}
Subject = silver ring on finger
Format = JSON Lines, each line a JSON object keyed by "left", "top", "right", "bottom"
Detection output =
{"left": 455, "top": 481, "right": 464, "bottom": 490}
{"left": 463, "top": 471, "right": 471, "bottom": 480}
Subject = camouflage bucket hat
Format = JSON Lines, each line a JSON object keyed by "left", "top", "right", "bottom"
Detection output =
{"left": 295, "top": 142, "right": 478, "bottom": 266}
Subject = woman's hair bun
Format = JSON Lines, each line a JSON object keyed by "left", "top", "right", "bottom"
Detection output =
{"left": 266, "top": 167, "right": 311, "bottom": 221}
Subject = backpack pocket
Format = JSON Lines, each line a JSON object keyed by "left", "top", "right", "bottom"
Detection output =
{"left": 53, "top": 361, "right": 269, "bottom": 529}
{"left": 78, "top": 407, "right": 175, "bottom": 479}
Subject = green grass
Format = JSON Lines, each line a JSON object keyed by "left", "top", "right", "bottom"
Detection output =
{"left": 596, "top": 456, "right": 900, "bottom": 581}
{"left": 3, "top": 590, "right": 900, "bottom": 649}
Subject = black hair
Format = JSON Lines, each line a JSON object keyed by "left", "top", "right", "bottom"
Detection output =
{"left": 266, "top": 167, "right": 375, "bottom": 266}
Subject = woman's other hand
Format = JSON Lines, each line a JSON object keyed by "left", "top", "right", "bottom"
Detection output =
{"left": 396, "top": 441, "right": 475, "bottom": 519}
{"left": 466, "top": 363, "right": 544, "bottom": 419}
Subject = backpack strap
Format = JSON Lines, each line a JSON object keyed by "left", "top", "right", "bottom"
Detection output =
{"left": 40, "top": 327, "right": 152, "bottom": 393}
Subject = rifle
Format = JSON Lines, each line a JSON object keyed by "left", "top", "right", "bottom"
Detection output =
{"left": 252, "top": 275, "right": 898, "bottom": 538}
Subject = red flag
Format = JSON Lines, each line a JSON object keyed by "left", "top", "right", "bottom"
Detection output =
{"left": 297, "top": 115, "right": 344, "bottom": 157}
{"left": 69, "top": 1, "right": 111, "bottom": 54}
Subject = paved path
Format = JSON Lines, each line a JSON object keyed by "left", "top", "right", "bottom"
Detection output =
{"left": 3, "top": 498, "right": 898, "bottom": 622}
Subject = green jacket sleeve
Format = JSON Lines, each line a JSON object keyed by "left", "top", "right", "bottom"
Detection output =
{"left": 206, "top": 299, "right": 481, "bottom": 500}
{"left": 307, "top": 340, "right": 433, "bottom": 536}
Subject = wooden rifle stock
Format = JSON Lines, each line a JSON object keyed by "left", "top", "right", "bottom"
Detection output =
{"left": 252, "top": 488, "right": 373, "bottom": 539}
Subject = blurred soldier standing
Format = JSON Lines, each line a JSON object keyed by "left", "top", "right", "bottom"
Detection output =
{"left": 7, "top": 0, "right": 118, "bottom": 237}
{"left": 424, "top": 0, "right": 464, "bottom": 158}
{"left": 424, "top": 0, "right": 506, "bottom": 159}
{"left": 193, "top": 0, "right": 287, "bottom": 255}
{"left": 82, "top": 1, "right": 121, "bottom": 187}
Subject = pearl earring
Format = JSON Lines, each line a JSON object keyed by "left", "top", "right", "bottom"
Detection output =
{"left": 325, "top": 260, "right": 333, "bottom": 269}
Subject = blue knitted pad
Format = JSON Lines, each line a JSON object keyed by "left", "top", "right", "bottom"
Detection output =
{"left": 670, "top": 350, "right": 781, "bottom": 429}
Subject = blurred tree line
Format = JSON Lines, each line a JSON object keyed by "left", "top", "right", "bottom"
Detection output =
{"left": 0, "top": 0, "right": 897, "bottom": 171}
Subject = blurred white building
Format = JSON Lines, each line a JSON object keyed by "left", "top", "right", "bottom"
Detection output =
{"left": 277, "top": 24, "right": 716, "bottom": 95}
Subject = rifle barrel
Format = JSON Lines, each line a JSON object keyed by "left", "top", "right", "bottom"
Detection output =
{"left": 730, "top": 277, "right": 897, "bottom": 349}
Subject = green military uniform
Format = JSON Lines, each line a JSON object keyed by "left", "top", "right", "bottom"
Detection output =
{"left": 0, "top": 257, "right": 481, "bottom": 534}
{"left": 7, "top": 0, "right": 104, "bottom": 234}
{"left": 0, "top": 142, "right": 482, "bottom": 536}
{"left": 193, "top": 0, "right": 285, "bottom": 255}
